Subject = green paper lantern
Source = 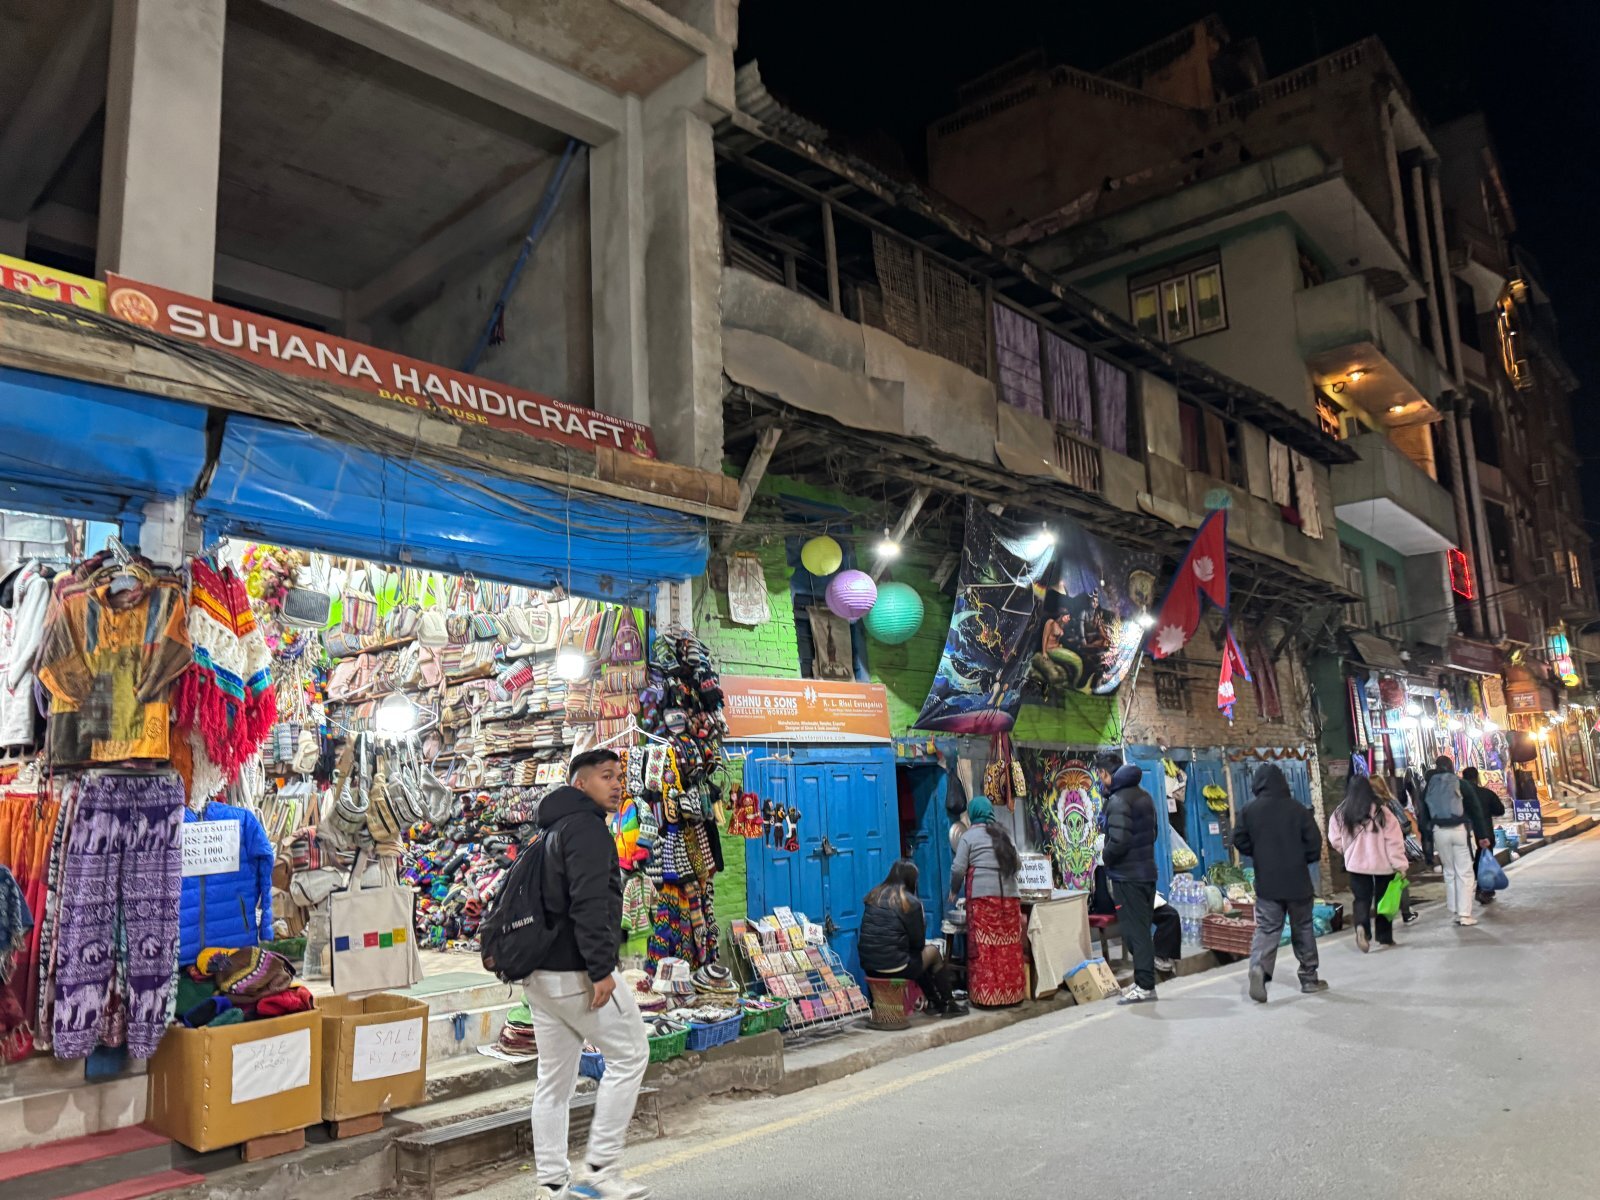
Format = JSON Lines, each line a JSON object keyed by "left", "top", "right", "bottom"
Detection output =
{"left": 864, "top": 581, "right": 924, "bottom": 645}
{"left": 801, "top": 535, "right": 843, "bottom": 577}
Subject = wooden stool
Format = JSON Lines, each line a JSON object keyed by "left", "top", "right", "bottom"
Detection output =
{"left": 1088, "top": 913, "right": 1120, "bottom": 964}
{"left": 865, "top": 976, "right": 912, "bottom": 1030}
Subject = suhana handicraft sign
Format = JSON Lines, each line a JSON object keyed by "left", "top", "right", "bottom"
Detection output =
{"left": 105, "top": 274, "right": 657, "bottom": 458}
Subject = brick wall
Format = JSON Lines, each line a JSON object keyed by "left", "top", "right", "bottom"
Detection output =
{"left": 693, "top": 533, "right": 800, "bottom": 679}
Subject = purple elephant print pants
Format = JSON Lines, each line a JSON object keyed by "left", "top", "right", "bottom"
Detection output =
{"left": 53, "top": 772, "right": 183, "bottom": 1060}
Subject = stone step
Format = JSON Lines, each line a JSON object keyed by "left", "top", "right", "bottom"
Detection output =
{"left": 0, "top": 1071, "right": 149, "bottom": 1157}
{"left": 426, "top": 1002, "right": 519, "bottom": 1064}
{"left": 0, "top": 1127, "right": 199, "bottom": 1200}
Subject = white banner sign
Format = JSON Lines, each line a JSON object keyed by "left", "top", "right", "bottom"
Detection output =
{"left": 232, "top": 1027, "right": 311, "bottom": 1104}
{"left": 182, "top": 820, "right": 241, "bottom": 877}
{"left": 351, "top": 1018, "right": 425, "bottom": 1082}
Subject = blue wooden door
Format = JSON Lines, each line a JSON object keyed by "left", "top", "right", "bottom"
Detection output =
{"left": 902, "top": 764, "right": 954, "bottom": 940}
{"left": 1125, "top": 750, "right": 1173, "bottom": 895}
{"left": 1182, "top": 757, "right": 1229, "bottom": 878}
{"left": 744, "top": 745, "right": 898, "bottom": 980}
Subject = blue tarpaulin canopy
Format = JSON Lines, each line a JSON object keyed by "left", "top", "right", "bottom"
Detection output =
{"left": 195, "top": 416, "right": 707, "bottom": 602}
{"left": 0, "top": 366, "right": 210, "bottom": 527}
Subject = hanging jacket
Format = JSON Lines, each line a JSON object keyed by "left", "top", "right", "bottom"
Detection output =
{"left": 1232, "top": 764, "right": 1321, "bottom": 901}
{"left": 1101, "top": 763, "right": 1158, "bottom": 883}
{"left": 178, "top": 800, "right": 276, "bottom": 964}
{"left": 858, "top": 897, "right": 927, "bottom": 975}
{"left": 0, "top": 563, "right": 50, "bottom": 747}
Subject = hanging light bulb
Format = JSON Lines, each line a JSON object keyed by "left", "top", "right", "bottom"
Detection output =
{"left": 556, "top": 648, "right": 589, "bottom": 680}
{"left": 1447, "top": 717, "right": 1465, "bottom": 732}
{"left": 1136, "top": 611, "right": 1157, "bottom": 629}
{"left": 1405, "top": 701, "right": 1424, "bottom": 717}
{"left": 1398, "top": 715, "right": 1420, "bottom": 730}
{"left": 376, "top": 692, "right": 417, "bottom": 737}
{"left": 1482, "top": 718, "right": 1499, "bottom": 733}
{"left": 875, "top": 528, "right": 901, "bottom": 561}
{"left": 1023, "top": 526, "right": 1058, "bottom": 557}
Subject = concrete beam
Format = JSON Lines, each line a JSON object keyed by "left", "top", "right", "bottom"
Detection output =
{"left": 0, "top": 220, "right": 25, "bottom": 257}
{"left": 591, "top": 94, "right": 649, "bottom": 427}
{"left": 0, "top": 0, "right": 112, "bottom": 222}
{"left": 98, "top": 0, "right": 225, "bottom": 296}
{"left": 32, "top": 203, "right": 342, "bottom": 320}
{"left": 260, "top": 0, "right": 626, "bottom": 145}
{"left": 349, "top": 164, "right": 552, "bottom": 321}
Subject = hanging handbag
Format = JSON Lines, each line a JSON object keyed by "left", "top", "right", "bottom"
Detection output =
{"left": 611, "top": 608, "right": 644, "bottom": 664}
{"left": 281, "top": 583, "right": 334, "bottom": 630}
{"left": 342, "top": 564, "right": 378, "bottom": 636}
{"left": 329, "top": 851, "right": 424, "bottom": 994}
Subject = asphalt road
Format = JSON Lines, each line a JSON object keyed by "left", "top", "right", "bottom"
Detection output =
{"left": 467, "top": 830, "right": 1600, "bottom": 1200}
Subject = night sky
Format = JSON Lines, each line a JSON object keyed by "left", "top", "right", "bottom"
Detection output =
{"left": 740, "top": 0, "right": 1600, "bottom": 526}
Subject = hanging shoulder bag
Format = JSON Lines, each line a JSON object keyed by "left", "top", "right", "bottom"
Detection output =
{"left": 329, "top": 851, "right": 424, "bottom": 994}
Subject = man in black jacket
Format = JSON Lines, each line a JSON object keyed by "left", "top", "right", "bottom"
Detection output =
{"left": 521, "top": 749, "right": 650, "bottom": 1200}
{"left": 1233, "top": 763, "right": 1327, "bottom": 1004}
{"left": 1095, "top": 753, "right": 1160, "bottom": 1004}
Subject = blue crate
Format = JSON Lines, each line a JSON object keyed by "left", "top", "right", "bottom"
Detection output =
{"left": 684, "top": 1013, "right": 742, "bottom": 1052}
{"left": 579, "top": 1049, "right": 605, "bottom": 1080}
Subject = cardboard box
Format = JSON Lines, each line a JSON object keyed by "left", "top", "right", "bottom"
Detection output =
{"left": 146, "top": 1009, "right": 322, "bottom": 1151}
{"left": 319, "top": 993, "right": 430, "bottom": 1120}
{"left": 1064, "top": 957, "right": 1121, "bottom": 1005}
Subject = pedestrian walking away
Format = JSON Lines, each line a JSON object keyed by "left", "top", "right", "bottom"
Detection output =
{"left": 505, "top": 749, "right": 651, "bottom": 1200}
{"left": 1461, "top": 766, "right": 1503, "bottom": 906}
{"left": 1420, "top": 756, "right": 1479, "bottom": 927}
{"left": 1232, "top": 763, "right": 1327, "bottom": 1003}
{"left": 1328, "top": 776, "right": 1409, "bottom": 953}
{"left": 1094, "top": 753, "right": 1159, "bottom": 1005}
{"left": 1370, "top": 775, "right": 1418, "bottom": 923}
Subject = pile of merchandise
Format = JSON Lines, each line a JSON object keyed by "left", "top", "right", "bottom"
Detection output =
{"left": 731, "top": 911, "right": 869, "bottom": 1033}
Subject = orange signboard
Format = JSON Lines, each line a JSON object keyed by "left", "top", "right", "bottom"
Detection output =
{"left": 103, "top": 273, "right": 656, "bottom": 458}
{"left": 721, "top": 676, "right": 892, "bottom": 743}
{"left": 0, "top": 253, "right": 105, "bottom": 311}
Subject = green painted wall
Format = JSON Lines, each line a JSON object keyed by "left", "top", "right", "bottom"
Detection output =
{"left": 1336, "top": 519, "right": 1411, "bottom": 619}
{"left": 1011, "top": 691, "right": 1123, "bottom": 746}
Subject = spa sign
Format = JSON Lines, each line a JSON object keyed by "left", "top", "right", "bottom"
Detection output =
{"left": 104, "top": 274, "right": 657, "bottom": 458}
{"left": 721, "top": 677, "right": 891, "bottom": 743}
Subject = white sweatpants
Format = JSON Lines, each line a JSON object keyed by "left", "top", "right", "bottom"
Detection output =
{"left": 1435, "top": 824, "right": 1474, "bottom": 920}
{"left": 522, "top": 970, "right": 648, "bottom": 1186}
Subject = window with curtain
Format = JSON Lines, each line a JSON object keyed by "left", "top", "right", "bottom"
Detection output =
{"left": 1045, "top": 333, "right": 1092, "bottom": 434}
{"left": 1129, "top": 253, "right": 1227, "bottom": 343}
{"left": 992, "top": 304, "right": 1044, "bottom": 416}
{"left": 1342, "top": 545, "right": 1370, "bottom": 629}
{"left": 1092, "top": 358, "right": 1128, "bottom": 455}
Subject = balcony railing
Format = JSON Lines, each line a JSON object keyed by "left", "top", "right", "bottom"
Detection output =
{"left": 1296, "top": 273, "right": 1447, "bottom": 409}
{"left": 1332, "top": 429, "right": 1458, "bottom": 551}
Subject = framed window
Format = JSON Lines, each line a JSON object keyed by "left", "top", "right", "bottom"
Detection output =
{"left": 1569, "top": 550, "right": 1583, "bottom": 592}
{"left": 1129, "top": 254, "right": 1226, "bottom": 344}
{"left": 1341, "top": 545, "right": 1369, "bottom": 629}
{"left": 1192, "top": 265, "right": 1226, "bottom": 333}
{"left": 1315, "top": 394, "right": 1343, "bottom": 439}
{"left": 1375, "top": 561, "right": 1402, "bottom": 633}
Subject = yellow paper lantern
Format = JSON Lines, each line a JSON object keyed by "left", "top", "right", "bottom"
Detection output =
{"left": 801, "top": 535, "right": 843, "bottom": 577}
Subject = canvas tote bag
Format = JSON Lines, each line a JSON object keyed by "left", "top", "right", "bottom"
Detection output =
{"left": 329, "top": 851, "right": 424, "bottom": 994}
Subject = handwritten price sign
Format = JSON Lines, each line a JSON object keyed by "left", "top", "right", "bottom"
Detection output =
{"left": 232, "top": 1028, "right": 311, "bottom": 1103}
{"left": 351, "top": 1018, "right": 424, "bottom": 1082}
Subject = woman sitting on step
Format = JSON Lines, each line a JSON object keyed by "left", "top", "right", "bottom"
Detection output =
{"left": 859, "top": 859, "right": 966, "bottom": 1018}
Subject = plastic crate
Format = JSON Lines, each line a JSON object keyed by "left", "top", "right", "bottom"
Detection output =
{"left": 579, "top": 1049, "right": 605, "bottom": 1080}
{"left": 684, "top": 1013, "right": 743, "bottom": 1052}
{"left": 1200, "top": 914, "right": 1254, "bottom": 956}
{"left": 739, "top": 1000, "right": 789, "bottom": 1037}
{"left": 647, "top": 1025, "right": 688, "bottom": 1063}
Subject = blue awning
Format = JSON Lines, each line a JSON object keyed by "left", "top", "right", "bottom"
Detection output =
{"left": 195, "top": 416, "right": 707, "bottom": 603}
{"left": 0, "top": 366, "right": 210, "bottom": 524}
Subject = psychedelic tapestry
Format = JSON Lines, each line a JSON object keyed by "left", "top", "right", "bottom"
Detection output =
{"left": 1027, "top": 520, "right": 1161, "bottom": 699}
{"left": 914, "top": 501, "right": 1057, "bottom": 733}
{"left": 1021, "top": 749, "right": 1102, "bottom": 891}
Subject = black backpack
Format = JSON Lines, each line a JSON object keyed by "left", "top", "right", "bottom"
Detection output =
{"left": 479, "top": 816, "right": 573, "bottom": 983}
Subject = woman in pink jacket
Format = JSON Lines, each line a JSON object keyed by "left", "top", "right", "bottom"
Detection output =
{"left": 1328, "top": 776, "right": 1409, "bottom": 952}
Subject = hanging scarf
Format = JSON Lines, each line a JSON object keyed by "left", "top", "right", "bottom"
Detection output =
{"left": 173, "top": 558, "right": 277, "bottom": 800}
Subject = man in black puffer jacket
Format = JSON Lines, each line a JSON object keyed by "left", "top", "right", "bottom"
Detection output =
{"left": 1096, "top": 753, "right": 1159, "bottom": 1004}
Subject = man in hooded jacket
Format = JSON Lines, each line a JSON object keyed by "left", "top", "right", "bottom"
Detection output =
{"left": 1096, "top": 753, "right": 1159, "bottom": 1004}
{"left": 1232, "top": 763, "right": 1328, "bottom": 1003}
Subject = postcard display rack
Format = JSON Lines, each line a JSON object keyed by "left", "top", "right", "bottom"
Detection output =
{"left": 732, "top": 910, "right": 870, "bottom": 1040}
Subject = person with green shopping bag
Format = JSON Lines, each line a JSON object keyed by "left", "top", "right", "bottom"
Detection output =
{"left": 1328, "top": 776, "right": 1409, "bottom": 952}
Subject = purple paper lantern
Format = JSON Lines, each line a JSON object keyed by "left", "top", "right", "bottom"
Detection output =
{"left": 825, "top": 569, "right": 878, "bottom": 622}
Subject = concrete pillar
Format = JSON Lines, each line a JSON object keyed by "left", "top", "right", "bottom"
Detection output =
{"left": 1427, "top": 163, "right": 1464, "bottom": 385}
{"left": 1379, "top": 102, "right": 1411, "bottom": 258}
{"left": 641, "top": 67, "right": 724, "bottom": 471}
{"left": 1439, "top": 398, "right": 1482, "bottom": 638}
{"left": 1409, "top": 161, "right": 1448, "bottom": 370}
{"left": 136, "top": 497, "right": 192, "bottom": 568}
{"left": 1456, "top": 394, "right": 1501, "bottom": 640}
{"left": 0, "top": 219, "right": 24, "bottom": 257}
{"left": 590, "top": 95, "right": 650, "bottom": 428}
{"left": 97, "top": 0, "right": 225, "bottom": 295}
